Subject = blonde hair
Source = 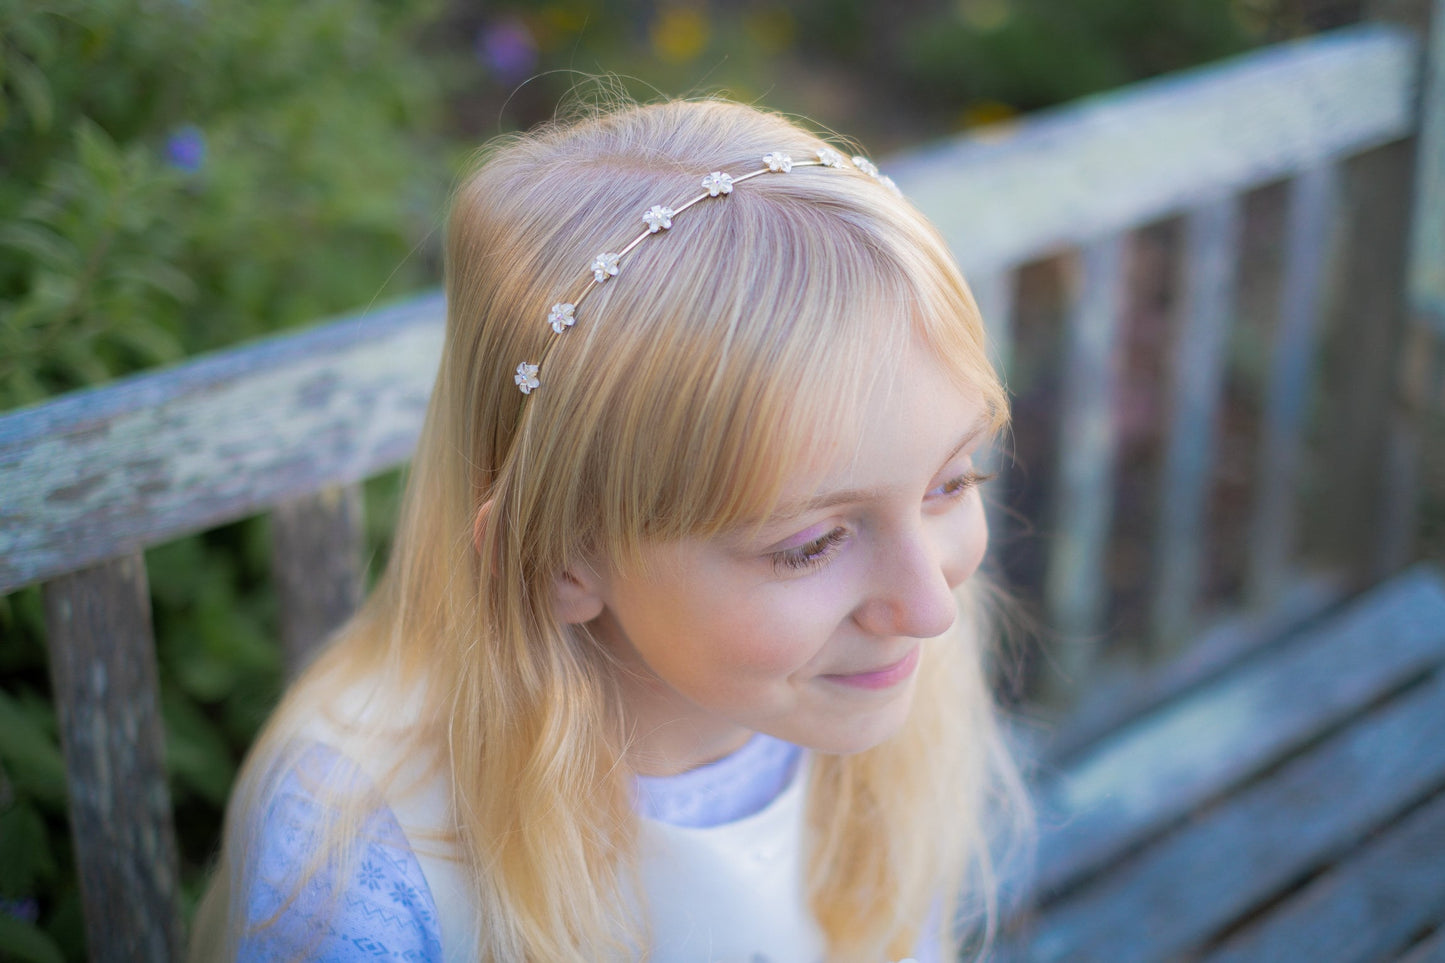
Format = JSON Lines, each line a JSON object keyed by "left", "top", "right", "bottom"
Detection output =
{"left": 193, "top": 98, "right": 1031, "bottom": 962}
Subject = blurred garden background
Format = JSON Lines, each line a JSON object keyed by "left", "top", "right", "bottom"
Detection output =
{"left": 0, "top": 0, "right": 1426, "bottom": 959}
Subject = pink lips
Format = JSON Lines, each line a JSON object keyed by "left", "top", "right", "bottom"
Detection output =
{"left": 823, "top": 646, "right": 921, "bottom": 691}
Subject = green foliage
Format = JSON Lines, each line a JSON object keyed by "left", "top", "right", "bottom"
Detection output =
{"left": 0, "top": 0, "right": 448, "bottom": 955}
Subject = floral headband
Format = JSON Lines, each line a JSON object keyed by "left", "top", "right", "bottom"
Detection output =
{"left": 514, "top": 147, "right": 900, "bottom": 395}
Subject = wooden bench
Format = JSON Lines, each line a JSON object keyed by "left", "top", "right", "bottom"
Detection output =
{"left": 1, "top": 2, "right": 1441, "bottom": 959}
{"left": 998, "top": 563, "right": 1445, "bottom": 961}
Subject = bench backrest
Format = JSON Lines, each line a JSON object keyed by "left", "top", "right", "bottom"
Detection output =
{"left": 2, "top": 9, "right": 1441, "bottom": 960}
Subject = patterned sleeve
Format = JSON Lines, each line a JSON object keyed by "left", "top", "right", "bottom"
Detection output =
{"left": 236, "top": 743, "right": 445, "bottom": 963}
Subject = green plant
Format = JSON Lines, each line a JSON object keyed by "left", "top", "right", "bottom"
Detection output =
{"left": 0, "top": 0, "right": 447, "bottom": 956}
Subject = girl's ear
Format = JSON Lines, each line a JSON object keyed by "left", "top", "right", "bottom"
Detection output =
{"left": 552, "top": 564, "right": 606, "bottom": 625}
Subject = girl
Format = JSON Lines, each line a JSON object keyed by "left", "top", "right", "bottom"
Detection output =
{"left": 192, "top": 98, "right": 1030, "bottom": 963}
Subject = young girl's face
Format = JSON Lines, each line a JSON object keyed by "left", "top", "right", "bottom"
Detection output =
{"left": 585, "top": 335, "right": 992, "bottom": 775}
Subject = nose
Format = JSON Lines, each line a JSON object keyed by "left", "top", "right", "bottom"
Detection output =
{"left": 853, "top": 526, "right": 961, "bottom": 640}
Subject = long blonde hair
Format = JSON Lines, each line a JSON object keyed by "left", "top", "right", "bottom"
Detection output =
{"left": 194, "top": 98, "right": 1030, "bottom": 962}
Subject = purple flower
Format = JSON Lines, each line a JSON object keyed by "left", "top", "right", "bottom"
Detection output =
{"left": 476, "top": 19, "right": 537, "bottom": 83}
{"left": 164, "top": 125, "right": 205, "bottom": 173}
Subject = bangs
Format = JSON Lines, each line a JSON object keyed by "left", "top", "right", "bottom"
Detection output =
{"left": 497, "top": 124, "right": 1006, "bottom": 582}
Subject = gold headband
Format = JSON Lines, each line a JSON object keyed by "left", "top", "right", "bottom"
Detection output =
{"left": 514, "top": 147, "right": 899, "bottom": 394}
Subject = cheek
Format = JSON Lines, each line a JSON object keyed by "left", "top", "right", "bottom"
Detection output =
{"left": 946, "top": 497, "right": 989, "bottom": 588}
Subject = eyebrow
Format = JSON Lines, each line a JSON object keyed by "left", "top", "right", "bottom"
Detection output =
{"left": 763, "top": 415, "right": 993, "bottom": 525}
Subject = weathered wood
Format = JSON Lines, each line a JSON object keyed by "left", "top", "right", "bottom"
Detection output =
{"left": 968, "top": 268, "right": 1017, "bottom": 547}
{"left": 1201, "top": 789, "right": 1445, "bottom": 963}
{"left": 1400, "top": 930, "right": 1445, "bottom": 963}
{"left": 0, "top": 292, "right": 444, "bottom": 596}
{"left": 1318, "top": 143, "right": 1416, "bottom": 580}
{"left": 1005, "top": 663, "right": 1445, "bottom": 963}
{"left": 270, "top": 483, "right": 366, "bottom": 677}
{"left": 41, "top": 554, "right": 181, "bottom": 963}
{"left": 890, "top": 26, "right": 1419, "bottom": 274}
{"left": 1046, "top": 572, "right": 1344, "bottom": 766}
{"left": 1248, "top": 162, "right": 1340, "bottom": 606}
{"left": 1042, "top": 236, "right": 1126, "bottom": 697}
{"left": 1030, "top": 565, "right": 1445, "bottom": 899}
{"left": 1152, "top": 196, "right": 1242, "bottom": 650}
{"left": 1407, "top": 0, "right": 1445, "bottom": 337}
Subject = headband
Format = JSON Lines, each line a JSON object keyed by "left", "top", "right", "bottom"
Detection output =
{"left": 514, "top": 147, "right": 899, "bottom": 394}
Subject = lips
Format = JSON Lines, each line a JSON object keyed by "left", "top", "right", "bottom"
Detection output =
{"left": 822, "top": 645, "right": 921, "bottom": 691}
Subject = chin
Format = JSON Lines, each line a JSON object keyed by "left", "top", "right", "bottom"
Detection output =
{"left": 792, "top": 687, "right": 919, "bottom": 755}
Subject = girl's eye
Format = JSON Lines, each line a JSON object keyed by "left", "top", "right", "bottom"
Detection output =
{"left": 771, "top": 526, "right": 849, "bottom": 574}
{"left": 934, "top": 469, "right": 996, "bottom": 499}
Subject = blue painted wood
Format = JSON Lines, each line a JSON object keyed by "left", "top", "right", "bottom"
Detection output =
{"left": 1201, "top": 789, "right": 1445, "bottom": 963}
{"left": 1407, "top": 0, "right": 1445, "bottom": 336}
{"left": 1005, "top": 653, "right": 1445, "bottom": 963}
{"left": 1400, "top": 930, "right": 1445, "bottom": 963}
{"left": 0, "top": 292, "right": 445, "bottom": 595}
{"left": 890, "top": 26, "right": 1418, "bottom": 275}
{"left": 1248, "top": 163, "right": 1341, "bottom": 606}
{"left": 1044, "top": 235, "right": 1126, "bottom": 692}
{"left": 1028, "top": 565, "right": 1445, "bottom": 899}
{"left": 1153, "top": 196, "right": 1243, "bottom": 649}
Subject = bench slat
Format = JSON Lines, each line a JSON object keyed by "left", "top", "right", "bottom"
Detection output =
{"left": 968, "top": 268, "right": 1017, "bottom": 546}
{"left": 0, "top": 293, "right": 444, "bottom": 596}
{"left": 1201, "top": 789, "right": 1445, "bottom": 963}
{"left": 1248, "top": 162, "right": 1340, "bottom": 605}
{"left": 270, "top": 483, "right": 366, "bottom": 677}
{"left": 1152, "top": 195, "right": 1242, "bottom": 649}
{"left": 1399, "top": 929, "right": 1445, "bottom": 963}
{"left": 1009, "top": 662, "right": 1445, "bottom": 963}
{"left": 1043, "top": 234, "right": 1126, "bottom": 693}
{"left": 889, "top": 25, "right": 1418, "bottom": 274}
{"left": 41, "top": 554, "right": 181, "bottom": 963}
{"left": 1033, "top": 565, "right": 1445, "bottom": 897}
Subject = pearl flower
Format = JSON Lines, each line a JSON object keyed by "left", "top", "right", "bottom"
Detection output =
{"left": 514, "top": 362, "right": 540, "bottom": 394}
{"left": 763, "top": 151, "right": 793, "bottom": 173}
{"left": 878, "top": 174, "right": 902, "bottom": 196}
{"left": 591, "top": 252, "right": 620, "bottom": 283}
{"left": 852, "top": 155, "right": 879, "bottom": 177}
{"left": 816, "top": 148, "right": 845, "bottom": 169}
{"left": 642, "top": 205, "right": 675, "bottom": 233}
{"left": 701, "top": 171, "right": 734, "bottom": 197}
{"left": 547, "top": 302, "right": 575, "bottom": 333}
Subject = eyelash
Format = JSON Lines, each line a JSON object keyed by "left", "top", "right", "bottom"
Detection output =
{"left": 768, "top": 470, "right": 995, "bottom": 574}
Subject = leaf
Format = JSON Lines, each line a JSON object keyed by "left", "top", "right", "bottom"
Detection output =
{"left": 0, "top": 692, "right": 67, "bottom": 808}
{"left": 9, "top": 52, "right": 55, "bottom": 134}
{"left": 0, "top": 914, "right": 64, "bottom": 963}
{"left": 0, "top": 804, "right": 59, "bottom": 896}
{"left": 161, "top": 688, "right": 235, "bottom": 807}
{"left": 0, "top": 222, "right": 79, "bottom": 274}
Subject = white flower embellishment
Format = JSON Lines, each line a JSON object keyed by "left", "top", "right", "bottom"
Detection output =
{"left": 591, "top": 252, "right": 620, "bottom": 283}
{"left": 878, "top": 174, "right": 902, "bottom": 196}
{"left": 763, "top": 151, "right": 793, "bottom": 173}
{"left": 816, "top": 147, "right": 845, "bottom": 168}
{"left": 701, "top": 171, "right": 734, "bottom": 196}
{"left": 547, "top": 302, "right": 575, "bottom": 334}
{"left": 852, "top": 155, "right": 879, "bottom": 177}
{"left": 514, "top": 362, "right": 540, "bottom": 394}
{"left": 642, "top": 205, "right": 675, "bottom": 233}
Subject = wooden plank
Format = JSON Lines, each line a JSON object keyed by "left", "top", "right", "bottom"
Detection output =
{"left": 1202, "top": 790, "right": 1445, "bottom": 963}
{"left": 1047, "top": 571, "right": 1345, "bottom": 765}
{"left": 41, "top": 554, "right": 181, "bottom": 963}
{"left": 1152, "top": 195, "right": 1242, "bottom": 650}
{"left": 0, "top": 292, "right": 444, "bottom": 595}
{"left": 270, "top": 483, "right": 365, "bottom": 678}
{"left": 1029, "top": 565, "right": 1445, "bottom": 898}
{"left": 1400, "top": 930, "right": 1445, "bottom": 963}
{"left": 1042, "top": 235, "right": 1126, "bottom": 696}
{"left": 890, "top": 26, "right": 1419, "bottom": 275}
{"left": 1407, "top": 0, "right": 1445, "bottom": 337}
{"left": 1248, "top": 163, "right": 1340, "bottom": 606}
{"left": 968, "top": 268, "right": 1017, "bottom": 548}
{"left": 1004, "top": 664, "right": 1445, "bottom": 963}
